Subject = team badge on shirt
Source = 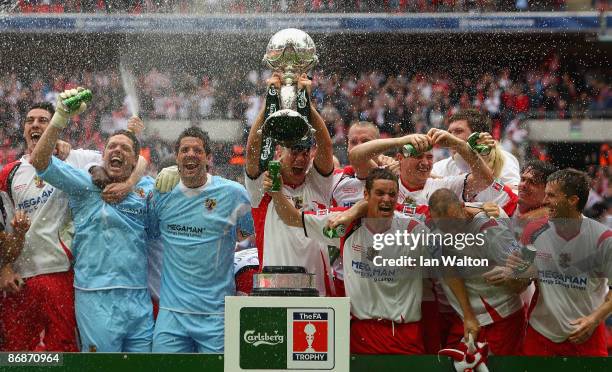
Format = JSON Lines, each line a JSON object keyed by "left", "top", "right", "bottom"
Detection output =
{"left": 559, "top": 253, "right": 571, "bottom": 269}
{"left": 403, "top": 196, "right": 416, "bottom": 205}
{"left": 492, "top": 179, "right": 504, "bottom": 192}
{"left": 135, "top": 188, "right": 146, "bottom": 198}
{"left": 34, "top": 175, "right": 45, "bottom": 188}
{"left": 205, "top": 198, "right": 217, "bottom": 211}
{"left": 292, "top": 196, "right": 304, "bottom": 210}
{"left": 366, "top": 246, "right": 378, "bottom": 262}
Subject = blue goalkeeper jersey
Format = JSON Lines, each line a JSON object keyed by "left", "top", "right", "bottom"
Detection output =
{"left": 149, "top": 175, "right": 254, "bottom": 315}
{"left": 37, "top": 156, "right": 153, "bottom": 290}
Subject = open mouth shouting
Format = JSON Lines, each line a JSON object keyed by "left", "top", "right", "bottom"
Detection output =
{"left": 30, "top": 131, "right": 43, "bottom": 144}
{"left": 378, "top": 203, "right": 394, "bottom": 216}
{"left": 291, "top": 166, "right": 306, "bottom": 176}
{"left": 181, "top": 159, "right": 200, "bottom": 176}
{"left": 109, "top": 155, "right": 124, "bottom": 171}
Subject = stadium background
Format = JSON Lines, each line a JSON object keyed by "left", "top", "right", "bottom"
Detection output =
{"left": 0, "top": 1, "right": 610, "bottom": 369}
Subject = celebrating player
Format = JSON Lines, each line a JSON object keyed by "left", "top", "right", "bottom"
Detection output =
{"left": 433, "top": 109, "right": 520, "bottom": 191}
{"left": 149, "top": 127, "right": 254, "bottom": 353}
{"left": 0, "top": 100, "right": 146, "bottom": 352}
{"left": 244, "top": 72, "right": 335, "bottom": 296}
{"left": 428, "top": 188, "right": 528, "bottom": 355}
{"left": 30, "top": 88, "right": 154, "bottom": 352}
{"left": 266, "top": 167, "right": 479, "bottom": 354}
{"left": 517, "top": 169, "right": 612, "bottom": 356}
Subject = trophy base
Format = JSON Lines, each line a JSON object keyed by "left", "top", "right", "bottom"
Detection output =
{"left": 263, "top": 109, "right": 312, "bottom": 147}
{"left": 251, "top": 288, "right": 319, "bottom": 297}
{"left": 251, "top": 266, "right": 319, "bottom": 297}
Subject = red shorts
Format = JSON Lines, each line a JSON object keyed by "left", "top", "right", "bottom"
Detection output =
{"left": 444, "top": 309, "right": 526, "bottom": 355}
{"left": 0, "top": 271, "right": 78, "bottom": 352}
{"left": 235, "top": 267, "right": 258, "bottom": 296}
{"left": 332, "top": 277, "right": 346, "bottom": 297}
{"left": 523, "top": 323, "right": 608, "bottom": 357}
{"left": 350, "top": 318, "right": 424, "bottom": 355}
{"left": 421, "top": 300, "right": 442, "bottom": 354}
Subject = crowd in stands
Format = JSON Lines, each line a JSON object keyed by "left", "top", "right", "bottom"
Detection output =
{"left": 1, "top": 52, "right": 610, "bottom": 172}
{"left": 0, "top": 56, "right": 610, "bottom": 218}
{"left": 2, "top": 0, "right": 584, "bottom": 14}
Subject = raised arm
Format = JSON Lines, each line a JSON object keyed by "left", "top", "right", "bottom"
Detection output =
{"left": 31, "top": 88, "right": 87, "bottom": 171}
{"left": 349, "top": 134, "right": 430, "bottom": 176}
{"left": 428, "top": 128, "right": 494, "bottom": 198}
{"left": 246, "top": 74, "right": 282, "bottom": 179}
{"left": 299, "top": 75, "right": 333, "bottom": 176}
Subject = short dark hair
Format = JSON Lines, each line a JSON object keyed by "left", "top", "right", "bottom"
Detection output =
{"left": 27, "top": 102, "right": 55, "bottom": 117}
{"left": 107, "top": 129, "right": 140, "bottom": 156}
{"left": 365, "top": 167, "right": 398, "bottom": 193}
{"left": 428, "top": 188, "right": 462, "bottom": 216}
{"left": 175, "top": 127, "right": 211, "bottom": 155}
{"left": 521, "top": 160, "right": 559, "bottom": 185}
{"left": 448, "top": 109, "right": 491, "bottom": 134}
{"left": 547, "top": 169, "right": 590, "bottom": 212}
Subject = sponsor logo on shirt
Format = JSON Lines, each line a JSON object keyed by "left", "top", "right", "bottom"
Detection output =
{"left": 342, "top": 202, "right": 355, "bottom": 208}
{"left": 17, "top": 187, "right": 55, "bottom": 211}
{"left": 14, "top": 183, "right": 27, "bottom": 192}
{"left": 341, "top": 187, "right": 357, "bottom": 194}
{"left": 166, "top": 224, "right": 204, "bottom": 237}
{"left": 538, "top": 270, "right": 588, "bottom": 290}
{"left": 116, "top": 206, "right": 146, "bottom": 216}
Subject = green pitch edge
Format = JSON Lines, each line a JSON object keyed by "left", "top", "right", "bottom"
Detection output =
{"left": 0, "top": 354, "right": 610, "bottom": 372}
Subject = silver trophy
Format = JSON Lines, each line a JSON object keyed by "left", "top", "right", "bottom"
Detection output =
{"left": 261, "top": 28, "right": 319, "bottom": 146}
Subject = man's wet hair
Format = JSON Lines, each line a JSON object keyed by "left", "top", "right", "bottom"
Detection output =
{"left": 547, "top": 168, "right": 590, "bottom": 212}
{"left": 428, "top": 188, "right": 462, "bottom": 216}
{"left": 175, "top": 126, "right": 211, "bottom": 155}
{"left": 365, "top": 167, "right": 398, "bottom": 193}
{"left": 107, "top": 129, "right": 140, "bottom": 156}
{"left": 27, "top": 102, "right": 55, "bottom": 118}
{"left": 448, "top": 109, "right": 491, "bottom": 134}
{"left": 521, "top": 160, "right": 559, "bottom": 185}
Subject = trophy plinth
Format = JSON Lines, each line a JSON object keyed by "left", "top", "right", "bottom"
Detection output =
{"left": 251, "top": 266, "right": 319, "bottom": 297}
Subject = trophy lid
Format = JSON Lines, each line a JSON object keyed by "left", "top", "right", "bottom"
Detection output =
{"left": 263, "top": 28, "right": 318, "bottom": 72}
